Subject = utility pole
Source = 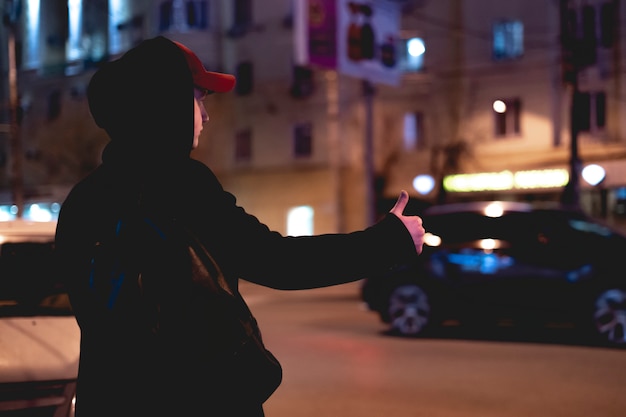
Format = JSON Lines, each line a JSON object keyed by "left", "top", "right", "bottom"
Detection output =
{"left": 362, "top": 79, "right": 376, "bottom": 226}
{"left": 559, "top": 0, "right": 580, "bottom": 207}
{"left": 3, "top": 0, "right": 24, "bottom": 218}
{"left": 559, "top": 0, "right": 597, "bottom": 208}
{"left": 562, "top": 64, "right": 582, "bottom": 208}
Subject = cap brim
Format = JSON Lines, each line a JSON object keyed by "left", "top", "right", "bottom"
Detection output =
{"left": 194, "top": 70, "right": 236, "bottom": 93}
{"left": 173, "top": 41, "right": 236, "bottom": 93}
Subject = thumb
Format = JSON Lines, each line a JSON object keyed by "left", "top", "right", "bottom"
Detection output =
{"left": 389, "top": 190, "right": 409, "bottom": 216}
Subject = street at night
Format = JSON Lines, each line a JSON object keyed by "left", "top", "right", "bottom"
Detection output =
{"left": 242, "top": 281, "right": 626, "bottom": 417}
{"left": 2, "top": 1, "right": 626, "bottom": 416}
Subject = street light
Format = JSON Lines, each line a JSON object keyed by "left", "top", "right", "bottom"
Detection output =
{"left": 492, "top": 100, "right": 507, "bottom": 113}
{"left": 412, "top": 174, "right": 435, "bottom": 195}
{"left": 581, "top": 164, "right": 606, "bottom": 187}
{"left": 582, "top": 163, "right": 607, "bottom": 218}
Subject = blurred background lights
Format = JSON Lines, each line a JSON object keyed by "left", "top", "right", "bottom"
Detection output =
{"left": 27, "top": 204, "right": 53, "bottom": 222}
{"left": 480, "top": 238, "right": 497, "bottom": 251}
{"left": 0, "top": 208, "right": 13, "bottom": 221}
{"left": 412, "top": 174, "right": 435, "bottom": 195}
{"left": 484, "top": 202, "right": 504, "bottom": 218}
{"left": 582, "top": 164, "right": 606, "bottom": 186}
{"left": 493, "top": 100, "right": 507, "bottom": 113}
{"left": 407, "top": 38, "right": 425, "bottom": 57}
{"left": 0, "top": 203, "right": 60, "bottom": 222}
{"left": 287, "top": 205, "right": 314, "bottom": 236}
{"left": 424, "top": 232, "right": 441, "bottom": 247}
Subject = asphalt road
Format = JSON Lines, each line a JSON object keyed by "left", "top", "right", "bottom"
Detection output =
{"left": 240, "top": 280, "right": 626, "bottom": 417}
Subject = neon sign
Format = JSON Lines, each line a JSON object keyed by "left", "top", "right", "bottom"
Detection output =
{"left": 443, "top": 169, "right": 569, "bottom": 192}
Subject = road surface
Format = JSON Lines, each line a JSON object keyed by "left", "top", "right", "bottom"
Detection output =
{"left": 240, "top": 280, "right": 626, "bottom": 417}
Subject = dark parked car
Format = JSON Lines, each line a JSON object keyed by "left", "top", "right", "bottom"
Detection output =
{"left": 362, "top": 201, "right": 626, "bottom": 346}
{"left": 0, "top": 220, "right": 78, "bottom": 416}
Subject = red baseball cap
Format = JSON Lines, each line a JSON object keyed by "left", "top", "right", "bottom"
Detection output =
{"left": 173, "top": 41, "right": 236, "bottom": 93}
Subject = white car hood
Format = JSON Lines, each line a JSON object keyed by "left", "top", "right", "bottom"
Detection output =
{"left": 0, "top": 317, "right": 80, "bottom": 383}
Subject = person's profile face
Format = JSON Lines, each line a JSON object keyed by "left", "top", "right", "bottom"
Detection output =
{"left": 193, "top": 88, "right": 209, "bottom": 149}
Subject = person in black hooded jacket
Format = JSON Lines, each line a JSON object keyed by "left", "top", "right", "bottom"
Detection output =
{"left": 55, "top": 36, "right": 425, "bottom": 417}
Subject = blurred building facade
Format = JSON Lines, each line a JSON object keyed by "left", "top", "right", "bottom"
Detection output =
{"left": 0, "top": 0, "right": 625, "bottom": 232}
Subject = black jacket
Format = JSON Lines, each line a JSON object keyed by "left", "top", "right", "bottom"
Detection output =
{"left": 55, "top": 36, "right": 417, "bottom": 417}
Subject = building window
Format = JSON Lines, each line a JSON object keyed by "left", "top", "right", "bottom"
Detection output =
{"left": 234, "top": 0, "right": 252, "bottom": 27}
{"left": 159, "top": 1, "right": 173, "bottom": 31}
{"left": 579, "top": 5, "right": 597, "bottom": 66}
{"left": 290, "top": 65, "right": 314, "bottom": 98}
{"left": 576, "top": 92, "right": 591, "bottom": 132}
{"left": 282, "top": 0, "right": 293, "bottom": 28}
{"left": 596, "top": 91, "right": 606, "bottom": 129}
{"left": 403, "top": 112, "right": 425, "bottom": 150}
{"left": 67, "top": 0, "right": 83, "bottom": 61}
{"left": 235, "top": 61, "right": 254, "bottom": 96}
{"left": 493, "top": 20, "right": 523, "bottom": 60}
{"left": 234, "top": 128, "right": 252, "bottom": 161}
{"left": 109, "top": 1, "right": 143, "bottom": 55}
{"left": 23, "top": 0, "right": 41, "bottom": 69}
{"left": 600, "top": 2, "right": 616, "bottom": 48}
{"left": 493, "top": 98, "right": 521, "bottom": 137}
{"left": 227, "top": 0, "right": 252, "bottom": 36}
{"left": 576, "top": 91, "right": 606, "bottom": 133}
{"left": 615, "top": 187, "right": 626, "bottom": 216}
{"left": 561, "top": 2, "right": 614, "bottom": 73}
{"left": 287, "top": 206, "right": 314, "bottom": 236}
{"left": 293, "top": 122, "right": 313, "bottom": 158}
{"left": 186, "top": 1, "right": 208, "bottom": 29}
{"left": 47, "top": 90, "right": 62, "bottom": 121}
{"left": 159, "top": 0, "right": 208, "bottom": 31}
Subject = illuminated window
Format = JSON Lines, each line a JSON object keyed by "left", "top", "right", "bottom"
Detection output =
{"left": 493, "top": 20, "right": 523, "bottom": 60}
{"left": 615, "top": 187, "right": 626, "bottom": 216}
{"left": 23, "top": 0, "right": 41, "bottom": 69}
{"left": 159, "top": 0, "right": 208, "bottom": 31}
{"left": 67, "top": 0, "right": 83, "bottom": 61}
{"left": 109, "top": 0, "right": 144, "bottom": 55}
{"left": 287, "top": 206, "right": 314, "bottom": 236}
{"left": 493, "top": 98, "right": 521, "bottom": 137}
{"left": 403, "top": 112, "right": 425, "bottom": 150}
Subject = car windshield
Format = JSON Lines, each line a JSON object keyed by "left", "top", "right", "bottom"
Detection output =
{"left": 423, "top": 207, "right": 626, "bottom": 248}
{"left": 424, "top": 211, "right": 536, "bottom": 244}
{"left": 0, "top": 240, "right": 73, "bottom": 317}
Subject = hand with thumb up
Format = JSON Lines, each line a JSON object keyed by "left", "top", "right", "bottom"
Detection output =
{"left": 389, "top": 190, "right": 426, "bottom": 254}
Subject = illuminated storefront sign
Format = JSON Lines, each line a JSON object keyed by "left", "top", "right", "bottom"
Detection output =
{"left": 443, "top": 169, "right": 569, "bottom": 193}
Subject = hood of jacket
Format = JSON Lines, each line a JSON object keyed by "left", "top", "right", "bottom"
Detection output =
{"left": 87, "top": 36, "right": 194, "bottom": 171}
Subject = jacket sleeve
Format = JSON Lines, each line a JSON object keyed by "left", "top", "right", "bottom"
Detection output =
{"left": 187, "top": 162, "right": 419, "bottom": 290}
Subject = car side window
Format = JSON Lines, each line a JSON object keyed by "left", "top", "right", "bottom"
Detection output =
{"left": 426, "top": 213, "right": 489, "bottom": 243}
{"left": 426, "top": 212, "right": 535, "bottom": 245}
{"left": 0, "top": 241, "right": 72, "bottom": 316}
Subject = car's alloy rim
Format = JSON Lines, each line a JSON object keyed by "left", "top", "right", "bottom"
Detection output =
{"left": 388, "top": 284, "right": 430, "bottom": 336}
{"left": 593, "top": 288, "right": 626, "bottom": 345}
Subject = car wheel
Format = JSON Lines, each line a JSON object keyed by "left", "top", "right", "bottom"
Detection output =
{"left": 387, "top": 283, "right": 432, "bottom": 337}
{"left": 592, "top": 288, "right": 626, "bottom": 346}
